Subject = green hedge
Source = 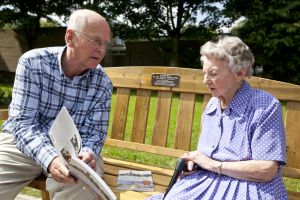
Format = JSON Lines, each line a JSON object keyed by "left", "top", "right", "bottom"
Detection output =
{"left": 0, "top": 87, "right": 12, "bottom": 108}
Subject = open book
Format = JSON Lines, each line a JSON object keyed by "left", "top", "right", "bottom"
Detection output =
{"left": 117, "top": 170, "right": 154, "bottom": 192}
{"left": 49, "top": 106, "right": 116, "bottom": 200}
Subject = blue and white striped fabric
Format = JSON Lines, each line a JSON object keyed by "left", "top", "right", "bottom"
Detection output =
{"left": 2, "top": 46, "right": 112, "bottom": 171}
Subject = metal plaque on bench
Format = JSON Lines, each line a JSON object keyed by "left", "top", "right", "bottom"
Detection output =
{"left": 151, "top": 74, "right": 180, "bottom": 87}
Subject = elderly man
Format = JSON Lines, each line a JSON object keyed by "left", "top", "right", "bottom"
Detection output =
{"left": 0, "top": 9, "right": 113, "bottom": 200}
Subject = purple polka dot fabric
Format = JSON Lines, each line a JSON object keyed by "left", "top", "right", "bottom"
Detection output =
{"left": 147, "top": 81, "right": 287, "bottom": 200}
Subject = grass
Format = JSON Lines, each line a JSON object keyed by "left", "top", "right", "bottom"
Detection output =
{"left": 0, "top": 86, "right": 299, "bottom": 196}
{"left": 21, "top": 187, "right": 41, "bottom": 197}
{"left": 284, "top": 177, "right": 300, "bottom": 192}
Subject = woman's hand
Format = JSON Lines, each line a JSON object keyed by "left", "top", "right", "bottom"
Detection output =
{"left": 181, "top": 151, "right": 278, "bottom": 182}
{"left": 181, "top": 151, "right": 221, "bottom": 173}
{"left": 178, "top": 151, "right": 210, "bottom": 178}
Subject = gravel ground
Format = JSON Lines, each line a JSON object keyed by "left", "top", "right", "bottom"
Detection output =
{"left": 15, "top": 194, "right": 41, "bottom": 200}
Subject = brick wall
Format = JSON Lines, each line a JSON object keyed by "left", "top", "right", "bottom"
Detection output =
{"left": 0, "top": 30, "right": 23, "bottom": 72}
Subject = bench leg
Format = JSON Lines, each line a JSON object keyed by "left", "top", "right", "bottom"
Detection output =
{"left": 41, "top": 190, "right": 50, "bottom": 200}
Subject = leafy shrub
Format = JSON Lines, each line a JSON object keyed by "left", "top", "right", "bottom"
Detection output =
{"left": 0, "top": 88, "right": 12, "bottom": 108}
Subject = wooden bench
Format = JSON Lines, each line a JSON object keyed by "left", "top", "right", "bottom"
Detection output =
{"left": 1, "top": 66, "right": 300, "bottom": 200}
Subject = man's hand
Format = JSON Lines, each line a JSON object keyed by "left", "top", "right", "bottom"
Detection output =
{"left": 48, "top": 156, "right": 77, "bottom": 184}
{"left": 78, "top": 151, "right": 97, "bottom": 171}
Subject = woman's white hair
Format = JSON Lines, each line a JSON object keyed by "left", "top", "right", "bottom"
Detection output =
{"left": 200, "top": 36, "right": 255, "bottom": 77}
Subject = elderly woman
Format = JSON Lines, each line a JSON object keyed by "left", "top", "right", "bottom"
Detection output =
{"left": 148, "top": 36, "right": 287, "bottom": 200}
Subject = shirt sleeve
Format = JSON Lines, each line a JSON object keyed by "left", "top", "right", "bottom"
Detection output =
{"left": 79, "top": 79, "right": 113, "bottom": 157}
{"left": 7, "top": 55, "right": 57, "bottom": 171}
{"left": 251, "top": 99, "right": 286, "bottom": 165}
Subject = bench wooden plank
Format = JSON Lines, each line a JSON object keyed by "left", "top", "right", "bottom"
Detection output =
{"left": 107, "top": 67, "right": 210, "bottom": 94}
{"left": 27, "top": 175, "right": 47, "bottom": 190}
{"left": 131, "top": 89, "right": 151, "bottom": 143}
{"left": 202, "top": 94, "right": 211, "bottom": 113}
{"left": 249, "top": 77, "right": 300, "bottom": 101}
{"left": 152, "top": 91, "right": 172, "bottom": 147}
{"left": 103, "top": 157, "right": 173, "bottom": 179}
{"left": 27, "top": 175, "right": 49, "bottom": 200}
{"left": 287, "top": 191, "right": 300, "bottom": 200}
{"left": 0, "top": 109, "right": 8, "bottom": 119}
{"left": 105, "top": 138, "right": 185, "bottom": 158}
{"left": 281, "top": 167, "right": 300, "bottom": 179}
{"left": 111, "top": 88, "right": 131, "bottom": 140}
{"left": 107, "top": 67, "right": 300, "bottom": 101}
{"left": 174, "top": 93, "right": 196, "bottom": 150}
{"left": 105, "top": 67, "right": 143, "bottom": 88}
{"left": 116, "top": 190, "right": 156, "bottom": 200}
{"left": 285, "top": 101, "right": 300, "bottom": 168}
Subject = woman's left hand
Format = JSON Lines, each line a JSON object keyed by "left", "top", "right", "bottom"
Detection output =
{"left": 181, "top": 151, "right": 221, "bottom": 173}
{"left": 181, "top": 151, "right": 278, "bottom": 182}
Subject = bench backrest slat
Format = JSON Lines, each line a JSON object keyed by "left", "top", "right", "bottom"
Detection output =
{"left": 285, "top": 101, "right": 300, "bottom": 168}
{"left": 131, "top": 89, "right": 151, "bottom": 143}
{"left": 111, "top": 88, "right": 131, "bottom": 140}
{"left": 0, "top": 109, "right": 8, "bottom": 120}
{"left": 174, "top": 93, "right": 196, "bottom": 150}
{"left": 152, "top": 91, "right": 172, "bottom": 147}
{"left": 202, "top": 94, "right": 212, "bottom": 113}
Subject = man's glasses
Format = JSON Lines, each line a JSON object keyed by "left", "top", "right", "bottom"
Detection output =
{"left": 74, "top": 30, "right": 111, "bottom": 49}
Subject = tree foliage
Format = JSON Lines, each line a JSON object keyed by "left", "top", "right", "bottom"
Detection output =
{"left": 0, "top": 0, "right": 224, "bottom": 66}
{"left": 0, "top": 0, "right": 81, "bottom": 49}
{"left": 224, "top": 0, "right": 300, "bottom": 84}
{"left": 96, "top": 0, "right": 224, "bottom": 66}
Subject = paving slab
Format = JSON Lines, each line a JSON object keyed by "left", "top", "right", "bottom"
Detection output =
{"left": 15, "top": 194, "right": 41, "bottom": 200}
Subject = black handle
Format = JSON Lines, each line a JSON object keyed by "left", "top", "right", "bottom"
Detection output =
{"left": 163, "top": 158, "right": 201, "bottom": 199}
{"left": 163, "top": 158, "right": 187, "bottom": 199}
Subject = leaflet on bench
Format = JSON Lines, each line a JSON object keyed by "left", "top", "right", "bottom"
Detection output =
{"left": 117, "top": 170, "right": 154, "bottom": 192}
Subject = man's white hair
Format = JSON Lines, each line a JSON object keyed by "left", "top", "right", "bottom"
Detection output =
{"left": 67, "top": 9, "right": 100, "bottom": 32}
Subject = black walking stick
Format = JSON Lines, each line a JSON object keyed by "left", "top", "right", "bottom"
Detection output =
{"left": 163, "top": 158, "right": 187, "bottom": 199}
{"left": 163, "top": 158, "right": 201, "bottom": 199}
